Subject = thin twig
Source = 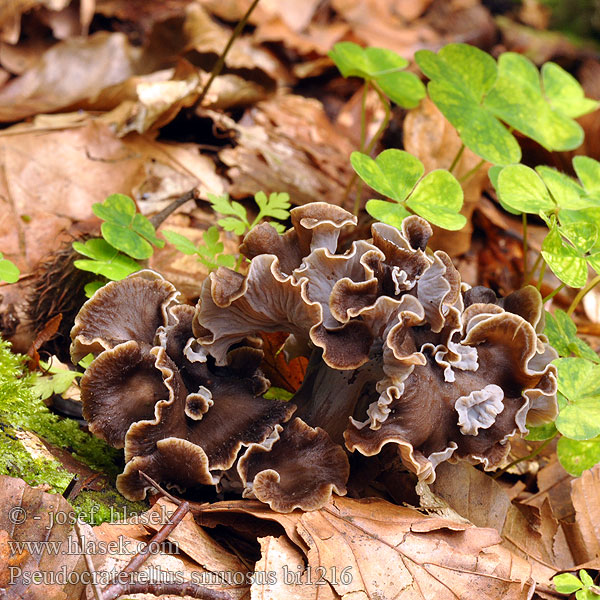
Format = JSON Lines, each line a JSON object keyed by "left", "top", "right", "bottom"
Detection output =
{"left": 149, "top": 188, "right": 201, "bottom": 229}
{"left": 139, "top": 470, "right": 183, "bottom": 505}
{"left": 567, "top": 274, "right": 600, "bottom": 317}
{"left": 102, "top": 501, "right": 190, "bottom": 600}
{"left": 75, "top": 520, "right": 103, "bottom": 600}
{"left": 194, "top": 0, "right": 261, "bottom": 108}
{"left": 492, "top": 434, "right": 557, "bottom": 479}
{"left": 104, "top": 582, "right": 233, "bottom": 599}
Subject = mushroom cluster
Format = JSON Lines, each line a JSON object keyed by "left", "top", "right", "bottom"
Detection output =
{"left": 71, "top": 203, "right": 558, "bottom": 512}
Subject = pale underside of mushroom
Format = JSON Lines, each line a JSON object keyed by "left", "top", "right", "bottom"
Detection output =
{"left": 71, "top": 203, "right": 558, "bottom": 512}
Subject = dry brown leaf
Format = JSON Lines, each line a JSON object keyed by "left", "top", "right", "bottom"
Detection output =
{"left": 571, "top": 464, "right": 600, "bottom": 566}
{"left": 430, "top": 462, "right": 576, "bottom": 586}
{"left": 206, "top": 94, "right": 355, "bottom": 208}
{"left": 93, "top": 498, "right": 251, "bottom": 599}
{"left": 201, "top": 496, "right": 535, "bottom": 599}
{"left": 0, "top": 475, "right": 98, "bottom": 600}
{"left": 0, "top": 31, "right": 142, "bottom": 122}
{"left": 403, "top": 97, "right": 490, "bottom": 256}
{"left": 0, "top": 0, "right": 71, "bottom": 44}
{"left": 259, "top": 332, "right": 308, "bottom": 393}
{"left": 0, "top": 121, "right": 144, "bottom": 270}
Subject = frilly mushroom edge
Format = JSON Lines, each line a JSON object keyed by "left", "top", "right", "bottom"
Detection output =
{"left": 71, "top": 203, "right": 558, "bottom": 512}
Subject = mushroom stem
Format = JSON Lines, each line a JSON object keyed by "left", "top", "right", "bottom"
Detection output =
{"left": 292, "top": 347, "right": 383, "bottom": 444}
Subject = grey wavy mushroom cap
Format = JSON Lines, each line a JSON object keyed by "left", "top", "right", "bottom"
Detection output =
{"left": 71, "top": 203, "right": 558, "bottom": 511}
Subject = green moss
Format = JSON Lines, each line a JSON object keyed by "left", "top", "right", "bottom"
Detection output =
{"left": 0, "top": 338, "right": 120, "bottom": 488}
{"left": 71, "top": 489, "right": 148, "bottom": 526}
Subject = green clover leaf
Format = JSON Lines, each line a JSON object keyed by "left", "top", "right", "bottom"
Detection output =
{"left": 557, "top": 436, "right": 600, "bottom": 477}
{"left": 93, "top": 194, "right": 164, "bottom": 260}
{"left": 553, "top": 572, "right": 584, "bottom": 594}
{"left": 352, "top": 149, "right": 465, "bottom": 231}
{"left": 72, "top": 238, "right": 141, "bottom": 281}
{"left": 545, "top": 309, "right": 600, "bottom": 363}
{"left": 0, "top": 253, "right": 20, "bottom": 283}
{"left": 329, "top": 42, "right": 425, "bottom": 108}
{"left": 554, "top": 357, "right": 600, "bottom": 440}
{"left": 484, "top": 53, "right": 594, "bottom": 153}
{"left": 496, "top": 164, "right": 555, "bottom": 214}
{"left": 573, "top": 156, "right": 600, "bottom": 201}
{"left": 415, "top": 43, "right": 520, "bottom": 165}
{"left": 541, "top": 225, "right": 588, "bottom": 288}
{"left": 543, "top": 63, "right": 599, "bottom": 118}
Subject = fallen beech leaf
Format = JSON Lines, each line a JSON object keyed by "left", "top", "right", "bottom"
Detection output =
{"left": 205, "top": 95, "right": 355, "bottom": 208}
{"left": 201, "top": 496, "right": 535, "bottom": 599}
{"left": 26, "top": 313, "right": 62, "bottom": 368}
{"left": 0, "top": 121, "right": 144, "bottom": 270}
{"left": 259, "top": 332, "right": 307, "bottom": 394}
{"left": 0, "top": 475, "right": 98, "bottom": 600}
{"left": 430, "top": 462, "right": 576, "bottom": 586}
{"left": 94, "top": 499, "right": 251, "bottom": 599}
{"left": 0, "top": 31, "right": 142, "bottom": 122}
{"left": 571, "top": 464, "right": 600, "bottom": 566}
{"left": 0, "top": 0, "right": 70, "bottom": 44}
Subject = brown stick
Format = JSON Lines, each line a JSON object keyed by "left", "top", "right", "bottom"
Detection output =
{"left": 149, "top": 188, "right": 201, "bottom": 229}
{"left": 104, "top": 582, "right": 233, "bottom": 599}
{"left": 102, "top": 501, "right": 190, "bottom": 600}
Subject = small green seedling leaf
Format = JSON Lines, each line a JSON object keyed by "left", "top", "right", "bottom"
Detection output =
{"left": 0, "top": 253, "right": 20, "bottom": 283}
{"left": 93, "top": 194, "right": 163, "bottom": 260}
{"left": 557, "top": 435, "right": 600, "bottom": 477}
{"left": 253, "top": 192, "right": 291, "bottom": 226}
{"left": 484, "top": 53, "right": 593, "bottom": 152}
{"left": 553, "top": 572, "right": 584, "bottom": 594}
{"left": 555, "top": 357, "right": 600, "bottom": 440}
{"left": 32, "top": 360, "right": 83, "bottom": 401}
{"left": 545, "top": 309, "right": 600, "bottom": 363}
{"left": 164, "top": 228, "right": 236, "bottom": 272}
{"left": 73, "top": 238, "right": 141, "bottom": 281}
{"left": 84, "top": 281, "right": 105, "bottom": 298}
{"left": 329, "top": 42, "right": 425, "bottom": 108}
{"left": 415, "top": 43, "right": 520, "bottom": 165}
{"left": 526, "top": 422, "right": 557, "bottom": 441}
{"left": 405, "top": 170, "right": 466, "bottom": 230}
{"left": 536, "top": 166, "right": 591, "bottom": 210}
{"left": 208, "top": 193, "right": 250, "bottom": 235}
{"left": 497, "top": 165, "right": 555, "bottom": 214}
{"left": 580, "top": 571, "right": 595, "bottom": 588}
{"left": 541, "top": 226, "right": 588, "bottom": 288}
{"left": 543, "top": 63, "right": 600, "bottom": 118}
{"left": 573, "top": 156, "right": 600, "bottom": 200}
{"left": 353, "top": 150, "right": 465, "bottom": 231}
{"left": 351, "top": 150, "right": 423, "bottom": 201}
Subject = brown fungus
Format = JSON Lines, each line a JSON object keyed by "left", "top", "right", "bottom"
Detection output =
{"left": 71, "top": 204, "right": 558, "bottom": 512}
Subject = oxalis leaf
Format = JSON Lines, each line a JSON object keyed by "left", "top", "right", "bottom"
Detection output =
{"left": 557, "top": 436, "right": 600, "bottom": 477}
{"left": 93, "top": 193, "right": 164, "bottom": 260}
{"left": 0, "top": 252, "right": 19, "bottom": 283}
{"left": 415, "top": 43, "right": 520, "bottom": 165}
{"left": 484, "top": 52, "right": 596, "bottom": 152}
{"left": 416, "top": 45, "right": 597, "bottom": 164}
{"left": 72, "top": 238, "right": 141, "bottom": 281}
{"left": 541, "top": 226, "right": 588, "bottom": 288}
{"left": 544, "top": 309, "right": 600, "bottom": 363}
{"left": 554, "top": 357, "right": 600, "bottom": 440}
{"left": 352, "top": 149, "right": 465, "bottom": 231}
{"left": 329, "top": 42, "right": 425, "bottom": 108}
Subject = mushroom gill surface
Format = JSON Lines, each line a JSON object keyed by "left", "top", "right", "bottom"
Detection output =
{"left": 71, "top": 203, "right": 558, "bottom": 511}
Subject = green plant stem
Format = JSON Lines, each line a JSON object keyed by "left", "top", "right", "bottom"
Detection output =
{"left": 523, "top": 253, "right": 543, "bottom": 286}
{"left": 194, "top": 0, "right": 261, "bottom": 108}
{"left": 536, "top": 261, "right": 547, "bottom": 291}
{"left": 353, "top": 82, "right": 370, "bottom": 217}
{"left": 522, "top": 213, "right": 528, "bottom": 284}
{"left": 448, "top": 144, "right": 465, "bottom": 174}
{"left": 492, "top": 434, "right": 557, "bottom": 479}
{"left": 364, "top": 82, "right": 391, "bottom": 155}
{"left": 458, "top": 158, "right": 485, "bottom": 184}
{"left": 542, "top": 282, "right": 566, "bottom": 303}
{"left": 567, "top": 274, "right": 600, "bottom": 316}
